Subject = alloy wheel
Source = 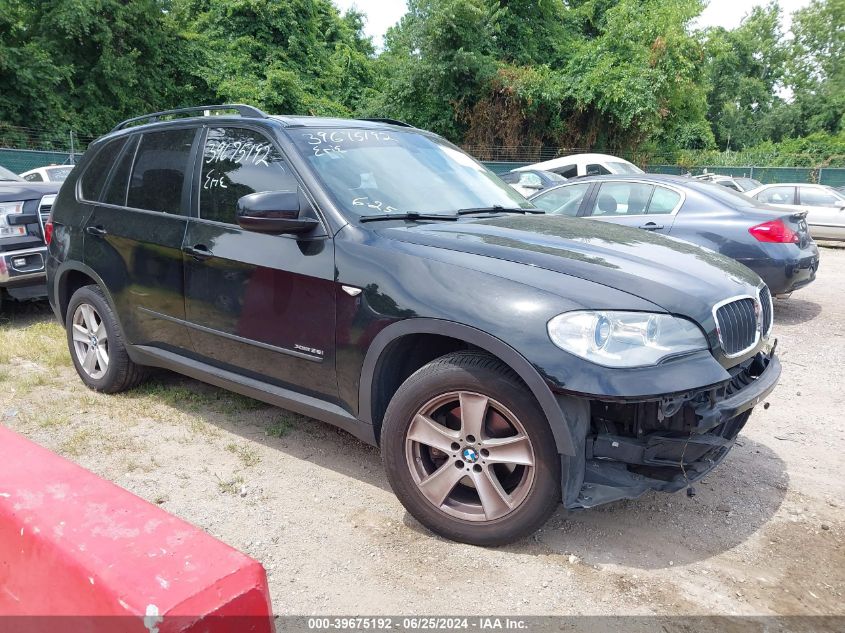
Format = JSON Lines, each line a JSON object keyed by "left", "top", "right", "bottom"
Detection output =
{"left": 405, "top": 391, "right": 536, "bottom": 522}
{"left": 71, "top": 303, "right": 109, "bottom": 380}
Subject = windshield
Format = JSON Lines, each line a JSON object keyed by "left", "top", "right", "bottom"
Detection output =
{"left": 608, "top": 161, "right": 644, "bottom": 174}
{"left": 0, "top": 165, "right": 22, "bottom": 182}
{"left": 46, "top": 166, "right": 73, "bottom": 181}
{"left": 291, "top": 128, "right": 532, "bottom": 217}
{"left": 689, "top": 180, "right": 775, "bottom": 210}
{"left": 734, "top": 177, "right": 762, "bottom": 190}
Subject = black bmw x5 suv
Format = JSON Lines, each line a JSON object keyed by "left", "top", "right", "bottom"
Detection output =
{"left": 47, "top": 105, "right": 781, "bottom": 545}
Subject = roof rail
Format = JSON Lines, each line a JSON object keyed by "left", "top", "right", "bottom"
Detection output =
{"left": 359, "top": 118, "right": 414, "bottom": 128}
{"left": 110, "top": 104, "right": 268, "bottom": 133}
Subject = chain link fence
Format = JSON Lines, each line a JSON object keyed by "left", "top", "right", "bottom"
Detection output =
{"left": 1, "top": 135, "right": 844, "bottom": 186}
{"left": 482, "top": 160, "right": 845, "bottom": 185}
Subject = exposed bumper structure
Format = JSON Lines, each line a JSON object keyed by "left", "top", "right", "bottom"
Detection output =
{"left": 564, "top": 350, "right": 781, "bottom": 509}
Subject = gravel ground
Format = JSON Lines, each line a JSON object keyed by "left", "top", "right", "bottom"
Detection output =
{"left": 1, "top": 246, "right": 843, "bottom": 618}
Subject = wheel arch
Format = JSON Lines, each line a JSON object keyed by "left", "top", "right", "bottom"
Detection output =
{"left": 359, "top": 318, "right": 576, "bottom": 456}
{"left": 55, "top": 262, "right": 118, "bottom": 327}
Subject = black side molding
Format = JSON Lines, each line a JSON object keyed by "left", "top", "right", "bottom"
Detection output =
{"left": 129, "top": 345, "right": 377, "bottom": 446}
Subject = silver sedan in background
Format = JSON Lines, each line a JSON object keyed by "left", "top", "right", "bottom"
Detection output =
{"left": 746, "top": 183, "right": 845, "bottom": 241}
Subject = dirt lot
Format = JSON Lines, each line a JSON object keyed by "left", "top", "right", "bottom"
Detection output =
{"left": 1, "top": 247, "right": 843, "bottom": 618}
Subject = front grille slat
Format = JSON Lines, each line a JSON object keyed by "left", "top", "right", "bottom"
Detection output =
{"left": 759, "top": 286, "right": 773, "bottom": 336}
{"left": 716, "top": 297, "right": 758, "bottom": 356}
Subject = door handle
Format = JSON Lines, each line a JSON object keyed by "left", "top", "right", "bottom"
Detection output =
{"left": 639, "top": 222, "right": 664, "bottom": 230}
{"left": 85, "top": 225, "right": 107, "bottom": 237}
{"left": 182, "top": 244, "right": 214, "bottom": 261}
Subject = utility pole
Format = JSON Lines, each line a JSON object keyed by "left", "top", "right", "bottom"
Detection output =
{"left": 69, "top": 130, "right": 75, "bottom": 164}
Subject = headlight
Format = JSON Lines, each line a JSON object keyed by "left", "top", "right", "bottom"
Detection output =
{"left": 547, "top": 311, "right": 708, "bottom": 368}
{"left": 0, "top": 201, "right": 27, "bottom": 239}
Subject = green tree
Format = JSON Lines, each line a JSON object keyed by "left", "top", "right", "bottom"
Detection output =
{"left": 172, "top": 0, "right": 376, "bottom": 116}
{"left": 702, "top": 3, "right": 790, "bottom": 150}
{"left": 0, "top": 0, "right": 197, "bottom": 136}
{"left": 788, "top": 0, "right": 844, "bottom": 135}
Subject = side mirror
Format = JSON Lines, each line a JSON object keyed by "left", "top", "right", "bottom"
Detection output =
{"left": 236, "top": 190, "right": 319, "bottom": 235}
{"left": 7, "top": 213, "right": 39, "bottom": 226}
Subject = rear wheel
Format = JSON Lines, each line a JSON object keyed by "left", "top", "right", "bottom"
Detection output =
{"left": 66, "top": 285, "right": 147, "bottom": 393}
{"left": 381, "top": 351, "right": 561, "bottom": 546}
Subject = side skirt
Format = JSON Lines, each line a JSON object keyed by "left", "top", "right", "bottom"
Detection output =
{"left": 129, "top": 345, "right": 377, "bottom": 446}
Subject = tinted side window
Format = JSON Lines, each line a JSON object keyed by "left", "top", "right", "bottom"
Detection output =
{"left": 590, "top": 182, "right": 654, "bottom": 216}
{"left": 80, "top": 138, "right": 126, "bottom": 201}
{"left": 648, "top": 187, "right": 682, "bottom": 214}
{"left": 127, "top": 129, "right": 195, "bottom": 214}
{"left": 756, "top": 186, "right": 795, "bottom": 205}
{"left": 586, "top": 164, "right": 611, "bottom": 176}
{"left": 199, "top": 127, "right": 297, "bottom": 225}
{"left": 553, "top": 164, "right": 578, "bottom": 178}
{"left": 103, "top": 136, "right": 139, "bottom": 207}
{"left": 532, "top": 183, "right": 591, "bottom": 216}
{"left": 24, "top": 172, "right": 43, "bottom": 182}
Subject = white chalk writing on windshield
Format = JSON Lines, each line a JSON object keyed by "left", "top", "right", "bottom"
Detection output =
{"left": 353, "top": 197, "right": 398, "bottom": 213}
{"left": 306, "top": 131, "right": 395, "bottom": 157}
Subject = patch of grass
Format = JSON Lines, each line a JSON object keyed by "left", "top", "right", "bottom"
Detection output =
{"left": 60, "top": 428, "right": 97, "bottom": 457}
{"left": 216, "top": 473, "right": 245, "bottom": 496}
{"left": 124, "top": 455, "right": 160, "bottom": 473}
{"left": 188, "top": 417, "right": 220, "bottom": 438}
{"left": 0, "top": 321, "right": 70, "bottom": 369}
{"left": 130, "top": 381, "right": 218, "bottom": 410}
{"left": 265, "top": 414, "right": 297, "bottom": 438}
{"left": 226, "top": 442, "right": 260, "bottom": 467}
{"left": 216, "top": 393, "right": 267, "bottom": 415}
{"left": 34, "top": 411, "right": 71, "bottom": 429}
{"left": 16, "top": 371, "right": 53, "bottom": 394}
{"left": 101, "top": 433, "right": 142, "bottom": 455}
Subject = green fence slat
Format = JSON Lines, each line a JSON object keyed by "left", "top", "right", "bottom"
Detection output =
{"left": 0, "top": 148, "right": 82, "bottom": 174}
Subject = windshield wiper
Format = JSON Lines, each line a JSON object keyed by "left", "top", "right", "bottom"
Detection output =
{"left": 359, "top": 212, "right": 460, "bottom": 223}
{"left": 456, "top": 206, "right": 544, "bottom": 215}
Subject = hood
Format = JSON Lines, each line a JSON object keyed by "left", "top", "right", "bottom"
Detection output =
{"left": 0, "top": 181, "right": 62, "bottom": 201}
{"left": 377, "top": 214, "right": 761, "bottom": 328}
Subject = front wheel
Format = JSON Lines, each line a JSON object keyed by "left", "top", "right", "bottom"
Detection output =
{"left": 381, "top": 351, "right": 561, "bottom": 546}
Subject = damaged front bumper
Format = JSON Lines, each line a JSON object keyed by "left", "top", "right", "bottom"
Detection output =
{"left": 561, "top": 349, "right": 782, "bottom": 509}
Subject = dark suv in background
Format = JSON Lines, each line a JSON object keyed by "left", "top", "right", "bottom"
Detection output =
{"left": 47, "top": 105, "right": 781, "bottom": 545}
{"left": 0, "top": 164, "right": 59, "bottom": 310}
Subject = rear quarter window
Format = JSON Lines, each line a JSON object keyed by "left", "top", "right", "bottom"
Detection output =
{"left": 79, "top": 138, "right": 127, "bottom": 201}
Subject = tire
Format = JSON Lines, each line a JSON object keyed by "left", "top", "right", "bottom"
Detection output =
{"left": 381, "top": 351, "right": 561, "bottom": 546}
{"left": 66, "top": 285, "right": 147, "bottom": 393}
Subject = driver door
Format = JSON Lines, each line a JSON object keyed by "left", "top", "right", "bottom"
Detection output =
{"left": 182, "top": 126, "right": 338, "bottom": 400}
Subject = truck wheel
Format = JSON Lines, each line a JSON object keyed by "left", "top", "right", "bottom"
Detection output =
{"left": 66, "top": 285, "right": 147, "bottom": 393}
{"left": 381, "top": 351, "right": 561, "bottom": 546}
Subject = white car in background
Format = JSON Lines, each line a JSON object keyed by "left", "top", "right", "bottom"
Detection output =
{"left": 515, "top": 153, "right": 643, "bottom": 179}
{"left": 19, "top": 165, "right": 74, "bottom": 183}
{"left": 746, "top": 183, "right": 845, "bottom": 241}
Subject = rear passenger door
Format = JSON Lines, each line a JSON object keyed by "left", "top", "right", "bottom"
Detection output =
{"left": 182, "top": 126, "right": 338, "bottom": 400}
{"left": 797, "top": 186, "right": 845, "bottom": 239}
{"left": 82, "top": 127, "right": 198, "bottom": 350}
{"left": 583, "top": 181, "right": 680, "bottom": 235}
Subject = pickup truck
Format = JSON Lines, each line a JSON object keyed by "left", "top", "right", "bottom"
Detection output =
{"left": 0, "top": 164, "right": 60, "bottom": 310}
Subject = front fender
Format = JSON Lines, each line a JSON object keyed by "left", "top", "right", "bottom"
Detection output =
{"left": 358, "top": 318, "right": 577, "bottom": 456}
